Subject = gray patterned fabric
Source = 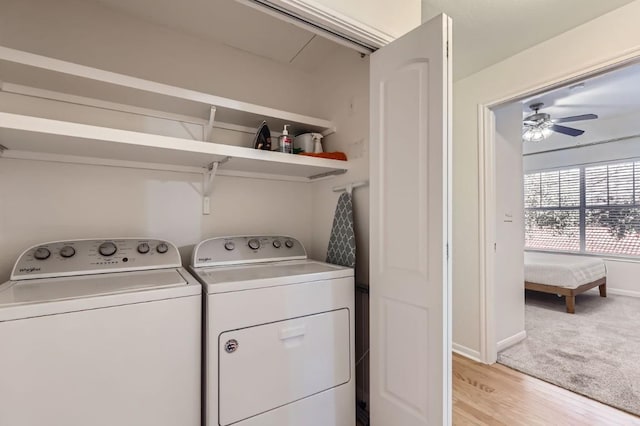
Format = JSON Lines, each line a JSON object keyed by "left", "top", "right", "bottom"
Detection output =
{"left": 326, "top": 192, "right": 356, "bottom": 268}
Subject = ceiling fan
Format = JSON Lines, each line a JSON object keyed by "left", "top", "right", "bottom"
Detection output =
{"left": 522, "top": 102, "right": 598, "bottom": 142}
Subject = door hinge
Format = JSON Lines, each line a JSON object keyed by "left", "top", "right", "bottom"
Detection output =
{"left": 446, "top": 41, "right": 449, "bottom": 58}
{"left": 446, "top": 243, "right": 449, "bottom": 259}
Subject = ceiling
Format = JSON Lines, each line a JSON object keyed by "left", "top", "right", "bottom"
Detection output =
{"left": 92, "top": 0, "right": 342, "bottom": 73}
{"left": 520, "top": 61, "right": 640, "bottom": 155}
{"left": 421, "top": 0, "right": 636, "bottom": 80}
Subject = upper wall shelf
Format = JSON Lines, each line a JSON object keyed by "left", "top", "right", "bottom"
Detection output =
{"left": 0, "top": 46, "right": 335, "bottom": 136}
{"left": 0, "top": 46, "right": 347, "bottom": 182}
{"left": 0, "top": 113, "right": 348, "bottom": 181}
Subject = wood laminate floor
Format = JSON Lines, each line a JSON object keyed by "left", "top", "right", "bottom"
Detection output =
{"left": 357, "top": 353, "right": 639, "bottom": 425}
{"left": 453, "top": 353, "right": 640, "bottom": 425}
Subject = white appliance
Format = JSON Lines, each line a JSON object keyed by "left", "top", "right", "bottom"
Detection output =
{"left": 0, "top": 238, "right": 202, "bottom": 426}
{"left": 190, "top": 235, "right": 355, "bottom": 426}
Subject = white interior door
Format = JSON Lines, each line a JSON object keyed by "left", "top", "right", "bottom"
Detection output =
{"left": 369, "top": 14, "right": 452, "bottom": 426}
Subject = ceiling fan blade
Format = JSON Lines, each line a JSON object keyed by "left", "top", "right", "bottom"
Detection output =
{"left": 553, "top": 113, "right": 598, "bottom": 123}
{"left": 551, "top": 124, "right": 585, "bottom": 137}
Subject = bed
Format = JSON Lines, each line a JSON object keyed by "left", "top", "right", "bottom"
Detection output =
{"left": 524, "top": 252, "right": 607, "bottom": 314}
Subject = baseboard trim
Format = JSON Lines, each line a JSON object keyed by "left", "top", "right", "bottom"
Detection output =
{"left": 497, "top": 330, "right": 527, "bottom": 352}
{"left": 452, "top": 343, "right": 482, "bottom": 362}
{"left": 607, "top": 288, "right": 640, "bottom": 298}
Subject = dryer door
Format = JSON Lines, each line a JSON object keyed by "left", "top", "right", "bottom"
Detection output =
{"left": 218, "top": 308, "right": 350, "bottom": 425}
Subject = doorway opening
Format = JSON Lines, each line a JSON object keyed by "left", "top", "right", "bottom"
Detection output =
{"left": 485, "top": 59, "right": 640, "bottom": 416}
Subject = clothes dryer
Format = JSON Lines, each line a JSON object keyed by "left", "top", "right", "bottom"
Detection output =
{"left": 190, "top": 235, "right": 355, "bottom": 426}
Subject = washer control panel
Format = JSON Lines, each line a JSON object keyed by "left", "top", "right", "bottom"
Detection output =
{"left": 11, "top": 238, "right": 181, "bottom": 280}
{"left": 192, "top": 236, "right": 306, "bottom": 267}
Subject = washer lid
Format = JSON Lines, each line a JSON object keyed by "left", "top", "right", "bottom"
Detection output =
{"left": 191, "top": 260, "right": 353, "bottom": 294}
{"left": 0, "top": 269, "right": 199, "bottom": 321}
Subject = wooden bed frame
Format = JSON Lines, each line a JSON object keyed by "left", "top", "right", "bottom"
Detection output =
{"left": 524, "top": 277, "right": 607, "bottom": 314}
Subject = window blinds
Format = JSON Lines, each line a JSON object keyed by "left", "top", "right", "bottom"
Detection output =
{"left": 525, "top": 160, "right": 640, "bottom": 256}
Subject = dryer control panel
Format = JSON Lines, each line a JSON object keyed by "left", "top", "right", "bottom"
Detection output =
{"left": 192, "top": 236, "right": 306, "bottom": 267}
{"left": 11, "top": 238, "right": 181, "bottom": 280}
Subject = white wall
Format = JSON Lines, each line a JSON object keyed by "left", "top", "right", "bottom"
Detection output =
{"left": 453, "top": 0, "right": 640, "bottom": 357}
{"left": 524, "top": 136, "right": 640, "bottom": 171}
{"left": 308, "top": 48, "right": 370, "bottom": 283}
{"left": 0, "top": 159, "right": 312, "bottom": 277}
{"left": 0, "top": 0, "right": 315, "bottom": 115}
{"left": 493, "top": 104, "right": 525, "bottom": 344}
{"left": 600, "top": 258, "right": 640, "bottom": 296}
{"left": 0, "top": 0, "right": 369, "bottom": 280}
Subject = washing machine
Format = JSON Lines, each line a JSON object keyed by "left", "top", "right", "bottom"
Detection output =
{"left": 0, "top": 238, "right": 201, "bottom": 426}
{"left": 189, "top": 235, "right": 355, "bottom": 426}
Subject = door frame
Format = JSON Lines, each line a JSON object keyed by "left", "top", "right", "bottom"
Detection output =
{"left": 478, "top": 48, "right": 640, "bottom": 364}
{"left": 237, "top": 0, "right": 394, "bottom": 53}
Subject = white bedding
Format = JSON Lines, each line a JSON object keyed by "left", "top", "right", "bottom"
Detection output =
{"left": 524, "top": 252, "right": 606, "bottom": 289}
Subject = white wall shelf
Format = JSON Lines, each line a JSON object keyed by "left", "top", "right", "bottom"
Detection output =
{"left": 0, "top": 45, "right": 348, "bottom": 183}
{"left": 0, "top": 113, "right": 349, "bottom": 181}
{"left": 0, "top": 46, "right": 336, "bottom": 137}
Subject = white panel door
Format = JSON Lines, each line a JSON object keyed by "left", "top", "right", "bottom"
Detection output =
{"left": 369, "top": 14, "right": 452, "bottom": 426}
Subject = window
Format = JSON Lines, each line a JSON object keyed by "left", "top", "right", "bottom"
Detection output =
{"left": 524, "top": 160, "right": 640, "bottom": 256}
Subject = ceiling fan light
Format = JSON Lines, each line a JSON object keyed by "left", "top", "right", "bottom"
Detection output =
{"left": 522, "top": 120, "right": 553, "bottom": 142}
{"left": 523, "top": 128, "right": 541, "bottom": 142}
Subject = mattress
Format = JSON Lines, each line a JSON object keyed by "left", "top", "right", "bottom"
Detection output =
{"left": 524, "top": 252, "right": 606, "bottom": 289}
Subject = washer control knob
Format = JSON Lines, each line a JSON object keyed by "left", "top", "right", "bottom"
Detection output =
{"left": 34, "top": 247, "right": 51, "bottom": 260}
{"left": 224, "top": 241, "right": 235, "bottom": 251}
{"left": 248, "top": 239, "right": 260, "bottom": 250}
{"left": 60, "top": 246, "right": 76, "bottom": 258}
{"left": 285, "top": 239, "right": 294, "bottom": 248}
{"left": 137, "top": 243, "right": 150, "bottom": 254}
{"left": 272, "top": 240, "right": 282, "bottom": 248}
{"left": 98, "top": 242, "right": 117, "bottom": 257}
{"left": 156, "top": 242, "right": 169, "bottom": 254}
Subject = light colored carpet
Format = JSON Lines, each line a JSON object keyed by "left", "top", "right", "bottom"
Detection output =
{"left": 498, "top": 290, "right": 640, "bottom": 416}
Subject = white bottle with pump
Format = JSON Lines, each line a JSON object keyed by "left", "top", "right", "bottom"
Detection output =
{"left": 278, "top": 125, "right": 293, "bottom": 153}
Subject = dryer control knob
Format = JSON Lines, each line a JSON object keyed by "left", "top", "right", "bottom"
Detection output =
{"left": 272, "top": 240, "right": 282, "bottom": 248}
{"left": 60, "top": 246, "right": 76, "bottom": 258}
{"left": 34, "top": 247, "right": 51, "bottom": 260}
{"left": 285, "top": 239, "right": 294, "bottom": 248}
{"left": 224, "top": 241, "right": 235, "bottom": 251}
{"left": 248, "top": 239, "right": 260, "bottom": 250}
{"left": 137, "top": 243, "right": 150, "bottom": 254}
{"left": 156, "top": 242, "right": 169, "bottom": 254}
{"left": 98, "top": 242, "right": 117, "bottom": 257}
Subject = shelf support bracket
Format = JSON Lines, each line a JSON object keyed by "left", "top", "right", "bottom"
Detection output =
{"left": 202, "top": 156, "right": 230, "bottom": 215}
{"left": 204, "top": 106, "right": 217, "bottom": 142}
{"left": 0, "top": 144, "right": 7, "bottom": 156}
{"left": 309, "top": 168, "right": 348, "bottom": 180}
